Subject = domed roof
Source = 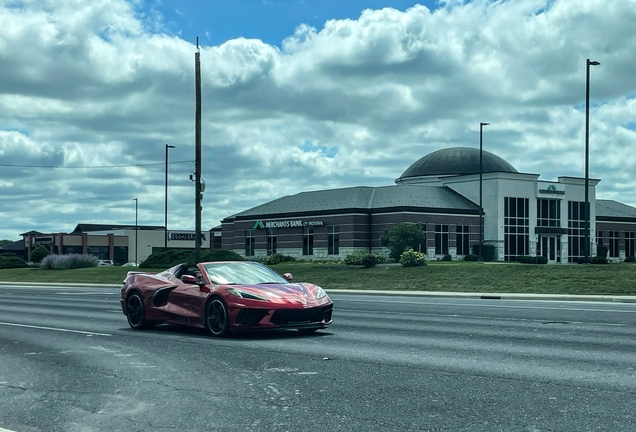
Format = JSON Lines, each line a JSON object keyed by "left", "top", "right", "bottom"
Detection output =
{"left": 398, "top": 147, "right": 518, "bottom": 179}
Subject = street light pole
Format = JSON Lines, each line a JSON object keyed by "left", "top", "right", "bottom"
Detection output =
{"left": 584, "top": 59, "right": 600, "bottom": 263}
{"left": 478, "top": 122, "right": 489, "bottom": 263}
{"left": 134, "top": 198, "right": 138, "bottom": 264}
{"left": 165, "top": 144, "right": 175, "bottom": 251}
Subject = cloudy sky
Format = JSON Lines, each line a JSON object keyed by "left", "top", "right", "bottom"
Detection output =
{"left": 1, "top": 0, "right": 635, "bottom": 241}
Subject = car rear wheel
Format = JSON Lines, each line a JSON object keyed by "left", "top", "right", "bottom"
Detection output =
{"left": 205, "top": 297, "right": 230, "bottom": 337}
{"left": 126, "top": 292, "right": 153, "bottom": 330}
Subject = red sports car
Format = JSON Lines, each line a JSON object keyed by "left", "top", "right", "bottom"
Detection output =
{"left": 120, "top": 261, "right": 333, "bottom": 336}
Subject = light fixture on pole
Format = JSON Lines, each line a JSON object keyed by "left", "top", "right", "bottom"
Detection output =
{"left": 165, "top": 144, "right": 175, "bottom": 251}
{"left": 478, "top": 122, "right": 490, "bottom": 264}
{"left": 584, "top": 59, "right": 600, "bottom": 263}
{"left": 134, "top": 198, "right": 138, "bottom": 265}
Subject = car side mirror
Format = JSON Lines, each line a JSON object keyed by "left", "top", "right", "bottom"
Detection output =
{"left": 181, "top": 275, "right": 198, "bottom": 284}
{"left": 283, "top": 273, "right": 293, "bottom": 282}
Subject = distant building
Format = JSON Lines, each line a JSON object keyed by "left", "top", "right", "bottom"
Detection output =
{"left": 221, "top": 147, "right": 636, "bottom": 263}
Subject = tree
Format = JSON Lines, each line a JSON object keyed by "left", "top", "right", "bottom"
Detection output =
{"left": 31, "top": 246, "right": 51, "bottom": 263}
{"left": 0, "top": 239, "right": 12, "bottom": 247}
{"left": 380, "top": 223, "right": 426, "bottom": 262}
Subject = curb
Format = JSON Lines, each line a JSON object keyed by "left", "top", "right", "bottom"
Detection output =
{"left": 1, "top": 282, "right": 636, "bottom": 303}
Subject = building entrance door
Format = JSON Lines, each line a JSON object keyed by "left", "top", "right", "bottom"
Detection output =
{"left": 538, "top": 235, "right": 560, "bottom": 263}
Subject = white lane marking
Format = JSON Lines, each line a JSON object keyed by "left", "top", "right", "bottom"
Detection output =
{"left": 337, "top": 299, "right": 636, "bottom": 314}
{"left": 297, "top": 372, "right": 318, "bottom": 375}
{"left": 0, "top": 322, "right": 111, "bottom": 336}
{"left": 337, "top": 308, "right": 627, "bottom": 327}
{"left": 1, "top": 427, "right": 20, "bottom": 432}
{"left": 55, "top": 292, "right": 119, "bottom": 295}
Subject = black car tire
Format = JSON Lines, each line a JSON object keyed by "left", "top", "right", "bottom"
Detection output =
{"left": 205, "top": 297, "right": 230, "bottom": 337}
{"left": 126, "top": 292, "right": 154, "bottom": 330}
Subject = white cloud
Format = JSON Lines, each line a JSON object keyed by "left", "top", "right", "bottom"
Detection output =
{"left": 0, "top": 0, "right": 635, "bottom": 241}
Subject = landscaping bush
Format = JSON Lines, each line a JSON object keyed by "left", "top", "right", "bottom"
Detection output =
{"left": 264, "top": 253, "right": 296, "bottom": 265}
{"left": 597, "top": 245, "right": 609, "bottom": 259}
{"left": 471, "top": 244, "right": 496, "bottom": 262}
{"left": 380, "top": 223, "right": 426, "bottom": 262}
{"left": 399, "top": 249, "right": 427, "bottom": 267}
{"left": 360, "top": 253, "right": 379, "bottom": 268}
{"left": 344, "top": 252, "right": 385, "bottom": 266}
{"left": 40, "top": 254, "right": 99, "bottom": 270}
{"left": 441, "top": 254, "right": 452, "bottom": 261}
{"left": 516, "top": 255, "right": 548, "bottom": 264}
{"left": 625, "top": 256, "right": 636, "bottom": 263}
{"left": 592, "top": 256, "right": 608, "bottom": 264}
{"left": 0, "top": 256, "right": 29, "bottom": 269}
{"left": 463, "top": 254, "right": 481, "bottom": 261}
{"left": 139, "top": 249, "right": 244, "bottom": 269}
{"left": 31, "top": 246, "right": 51, "bottom": 264}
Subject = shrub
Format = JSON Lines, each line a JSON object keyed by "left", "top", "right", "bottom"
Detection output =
{"left": 625, "top": 256, "right": 636, "bottom": 263}
{"left": 264, "top": 253, "right": 296, "bottom": 265}
{"left": 31, "top": 246, "right": 51, "bottom": 264}
{"left": 597, "top": 245, "right": 609, "bottom": 259}
{"left": 471, "top": 244, "right": 496, "bottom": 262}
{"left": 139, "top": 249, "right": 244, "bottom": 269}
{"left": 380, "top": 223, "right": 426, "bottom": 262}
{"left": 40, "top": 254, "right": 99, "bottom": 270}
{"left": 399, "top": 249, "right": 427, "bottom": 267}
{"left": 516, "top": 255, "right": 548, "bottom": 264}
{"left": 463, "top": 254, "right": 481, "bottom": 261}
{"left": 592, "top": 256, "right": 608, "bottom": 264}
{"left": 343, "top": 252, "right": 367, "bottom": 266}
{"left": 441, "top": 254, "right": 452, "bottom": 261}
{"left": 344, "top": 252, "right": 385, "bottom": 266}
{"left": 0, "top": 256, "right": 29, "bottom": 269}
{"left": 360, "top": 253, "right": 379, "bottom": 268}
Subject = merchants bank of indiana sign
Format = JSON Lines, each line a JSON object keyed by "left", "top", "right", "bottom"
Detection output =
{"left": 253, "top": 220, "right": 324, "bottom": 229}
{"left": 538, "top": 184, "right": 565, "bottom": 195}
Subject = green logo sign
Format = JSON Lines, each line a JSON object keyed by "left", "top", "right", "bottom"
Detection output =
{"left": 547, "top": 185, "right": 557, "bottom": 191}
{"left": 252, "top": 221, "right": 265, "bottom": 229}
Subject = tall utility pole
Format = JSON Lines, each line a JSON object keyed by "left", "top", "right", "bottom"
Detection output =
{"left": 478, "top": 122, "right": 489, "bottom": 264}
{"left": 194, "top": 37, "right": 203, "bottom": 263}
{"left": 584, "top": 59, "right": 600, "bottom": 263}
{"left": 165, "top": 144, "right": 175, "bottom": 251}
{"left": 134, "top": 198, "right": 138, "bottom": 264}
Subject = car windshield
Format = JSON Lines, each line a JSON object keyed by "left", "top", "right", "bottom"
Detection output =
{"left": 202, "top": 262, "right": 287, "bottom": 285}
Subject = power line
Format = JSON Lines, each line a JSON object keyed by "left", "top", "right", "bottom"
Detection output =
{"left": 0, "top": 160, "right": 194, "bottom": 169}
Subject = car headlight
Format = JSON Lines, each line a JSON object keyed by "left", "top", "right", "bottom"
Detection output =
{"left": 227, "top": 288, "right": 270, "bottom": 302}
{"left": 315, "top": 286, "right": 327, "bottom": 299}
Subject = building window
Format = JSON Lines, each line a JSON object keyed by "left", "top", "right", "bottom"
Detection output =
{"left": 596, "top": 231, "right": 603, "bottom": 246}
{"left": 87, "top": 246, "right": 108, "bottom": 260}
{"left": 504, "top": 197, "right": 529, "bottom": 261}
{"left": 303, "top": 227, "right": 314, "bottom": 255}
{"left": 609, "top": 231, "right": 619, "bottom": 258}
{"left": 568, "top": 201, "right": 588, "bottom": 262}
{"left": 266, "top": 228, "right": 277, "bottom": 255}
{"left": 245, "top": 229, "right": 255, "bottom": 256}
{"left": 537, "top": 199, "right": 561, "bottom": 227}
{"left": 456, "top": 225, "right": 470, "bottom": 255}
{"left": 328, "top": 226, "right": 339, "bottom": 255}
{"left": 626, "top": 232, "right": 635, "bottom": 258}
{"left": 435, "top": 224, "right": 449, "bottom": 255}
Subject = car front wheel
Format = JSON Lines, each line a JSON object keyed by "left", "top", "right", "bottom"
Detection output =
{"left": 126, "top": 292, "right": 153, "bottom": 330}
{"left": 205, "top": 297, "right": 230, "bottom": 337}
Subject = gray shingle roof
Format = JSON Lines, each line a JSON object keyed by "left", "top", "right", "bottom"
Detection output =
{"left": 226, "top": 185, "right": 479, "bottom": 220}
{"left": 596, "top": 200, "right": 636, "bottom": 219}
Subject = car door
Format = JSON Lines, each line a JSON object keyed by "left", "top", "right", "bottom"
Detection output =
{"left": 159, "top": 278, "right": 209, "bottom": 327}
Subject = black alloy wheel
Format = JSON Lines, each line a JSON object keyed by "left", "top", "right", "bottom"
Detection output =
{"left": 206, "top": 298, "right": 230, "bottom": 337}
{"left": 126, "top": 292, "right": 153, "bottom": 330}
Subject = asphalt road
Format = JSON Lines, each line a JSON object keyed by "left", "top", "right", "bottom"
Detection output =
{"left": 1, "top": 285, "right": 636, "bottom": 432}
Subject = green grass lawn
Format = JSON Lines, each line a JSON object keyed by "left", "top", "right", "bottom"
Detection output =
{"left": 1, "top": 262, "right": 636, "bottom": 295}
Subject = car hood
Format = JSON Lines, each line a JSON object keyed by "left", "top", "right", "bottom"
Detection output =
{"left": 221, "top": 282, "right": 328, "bottom": 305}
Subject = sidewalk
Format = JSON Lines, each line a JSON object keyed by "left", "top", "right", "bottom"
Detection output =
{"left": 2, "top": 281, "right": 636, "bottom": 303}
